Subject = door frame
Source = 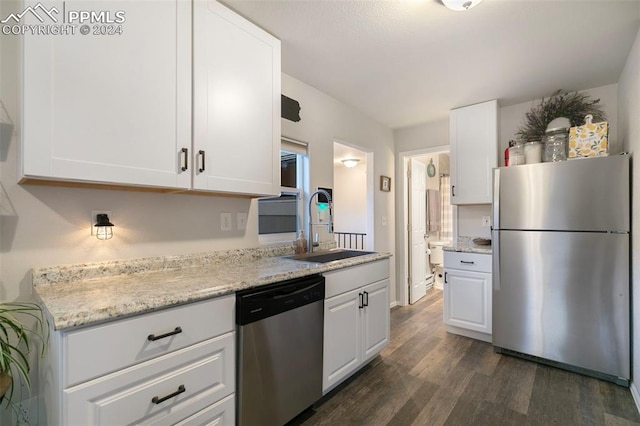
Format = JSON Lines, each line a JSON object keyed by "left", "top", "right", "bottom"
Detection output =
{"left": 397, "top": 145, "right": 449, "bottom": 306}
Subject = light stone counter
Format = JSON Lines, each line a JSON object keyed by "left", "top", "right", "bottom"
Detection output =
{"left": 33, "top": 245, "right": 391, "bottom": 331}
{"left": 443, "top": 242, "right": 492, "bottom": 255}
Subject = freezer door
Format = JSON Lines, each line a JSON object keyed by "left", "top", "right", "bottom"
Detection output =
{"left": 492, "top": 230, "right": 630, "bottom": 380}
{"left": 493, "top": 155, "right": 629, "bottom": 232}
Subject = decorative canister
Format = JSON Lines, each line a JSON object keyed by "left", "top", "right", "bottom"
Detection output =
{"left": 524, "top": 141, "right": 542, "bottom": 164}
{"left": 542, "top": 128, "right": 568, "bottom": 162}
{"left": 508, "top": 141, "right": 525, "bottom": 166}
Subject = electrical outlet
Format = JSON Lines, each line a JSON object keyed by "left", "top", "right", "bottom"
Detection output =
{"left": 381, "top": 216, "right": 388, "bottom": 227}
{"left": 221, "top": 213, "right": 232, "bottom": 231}
{"left": 237, "top": 212, "right": 247, "bottom": 230}
{"left": 482, "top": 216, "right": 491, "bottom": 227}
{"left": 91, "top": 210, "right": 112, "bottom": 236}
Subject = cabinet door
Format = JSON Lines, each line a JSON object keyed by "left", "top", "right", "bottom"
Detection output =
{"left": 23, "top": 0, "right": 191, "bottom": 189}
{"left": 449, "top": 100, "right": 498, "bottom": 204}
{"left": 193, "top": 0, "right": 280, "bottom": 196}
{"left": 362, "top": 279, "right": 390, "bottom": 360}
{"left": 443, "top": 269, "right": 492, "bottom": 334}
{"left": 323, "top": 289, "right": 361, "bottom": 393}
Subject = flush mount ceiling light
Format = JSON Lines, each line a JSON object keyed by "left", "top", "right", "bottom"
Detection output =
{"left": 441, "top": 0, "right": 483, "bottom": 11}
{"left": 94, "top": 213, "right": 114, "bottom": 240}
{"left": 342, "top": 159, "right": 360, "bottom": 168}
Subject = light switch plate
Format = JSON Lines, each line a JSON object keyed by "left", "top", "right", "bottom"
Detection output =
{"left": 237, "top": 212, "right": 247, "bottom": 230}
{"left": 221, "top": 213, "right": 232, "bottom": 231}
{"left": 481, "top": 216, "right": 491, "bottom": 227}
{"left": 381, "top": 216, "right": 388, "bottom": 227}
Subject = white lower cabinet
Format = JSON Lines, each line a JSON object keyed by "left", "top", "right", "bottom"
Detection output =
{"left": 443, "top": 251, "right": 492, "bottom": 342}
{"left": 322, "top": 260, "right": 390, "bottom": 393}
{"left": 42, "top": 296, "right": 236, "bottom": 426}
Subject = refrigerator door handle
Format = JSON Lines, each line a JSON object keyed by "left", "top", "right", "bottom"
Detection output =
{"left": 493, "top": 232, "right": 500, "bottom": 291}
{"left": 493, "top": 168, "right": 500, "bottom": 229}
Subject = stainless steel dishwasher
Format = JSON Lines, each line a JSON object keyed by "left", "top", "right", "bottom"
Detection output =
{"left": 236, "top": 274, "right": 325, "bottom": 426}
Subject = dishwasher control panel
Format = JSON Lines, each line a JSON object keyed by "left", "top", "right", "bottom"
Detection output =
{"left": 236, "top": 274, "right": 325, "bottom": 325}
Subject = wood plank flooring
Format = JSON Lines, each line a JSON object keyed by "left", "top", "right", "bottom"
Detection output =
{"left": 292, "top": 289, "right": 640, "bottom": 426}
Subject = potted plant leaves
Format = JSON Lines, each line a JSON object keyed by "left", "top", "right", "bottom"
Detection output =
{"left": 0, "top": 302, "right": 48, "bottom": 420}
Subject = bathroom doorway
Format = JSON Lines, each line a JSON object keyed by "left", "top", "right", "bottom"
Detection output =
{"left": 398, "top": 146, "right": 452, "bottom": 305}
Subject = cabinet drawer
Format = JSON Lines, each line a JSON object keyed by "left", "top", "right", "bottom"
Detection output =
{"left": 64, "top": 295, "right": 234, "bottom": 387}
{"left": 324, "top": 259, "right": 390, "bottom": 298}
{"left": 444, "top": 251, "right": 491, "bottom": 273}
{"left": 64, "top": 332, "right": 235, "bottom": 426}
{"left": 175, "top": 393, "right": 235, "bottom": 426}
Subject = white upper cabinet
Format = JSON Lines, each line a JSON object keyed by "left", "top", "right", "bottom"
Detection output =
{"left": 22, "top": 0, "right": 281, "bottom": 197}
{"left": 449, "top": 99, "right": 499, "bottom": 205}
{"left": 192, "top": 0, "right": 281, "bottom": 196}
{"left": 22, "top": 0, "right": 192, "bottom": 189}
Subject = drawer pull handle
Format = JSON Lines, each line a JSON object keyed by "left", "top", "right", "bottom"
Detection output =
{"left": 181, "top": 148, "right": 188, "bottom": 172}
{"left": 460, "top": 260, "right": 475, "bottom": 265}
{"left": 148, "top": 326, "right": 182, "bottom": 342}
{"left": 151, "top": 385, "right": 186, "bottom": 405}
{"left": 444, "top": 272, "right": 448, "bottom": 284}
{"left": 198, "top": 150, "right": 206, "bottom": 173}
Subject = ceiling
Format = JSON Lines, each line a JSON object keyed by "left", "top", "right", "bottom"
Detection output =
{"left": 333, "top": 141, "right": 367, "bottom": 166}
{"left": 222, "top": 0, "right": 640, "bottom": 130}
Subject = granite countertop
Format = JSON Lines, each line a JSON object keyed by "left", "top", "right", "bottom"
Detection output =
{"left": 33, "top": 246, "right": 391, "bottom": 331}
{"left": 443, "top": 242, "right": 492, "bottom": 255}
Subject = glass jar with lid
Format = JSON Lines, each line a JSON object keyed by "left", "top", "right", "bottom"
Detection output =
{"left": 524, "top": 141, "right": 542, "bottom": 164}
{"left": 543, "top": 127, "right": 569, "bottom": 162}
{"left": 508, "top": 141, "right": 525, "bottom": 166}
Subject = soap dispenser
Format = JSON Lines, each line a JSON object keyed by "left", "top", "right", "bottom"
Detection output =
{"left": 295, "top": 230, "right": 308, "bottom": 254}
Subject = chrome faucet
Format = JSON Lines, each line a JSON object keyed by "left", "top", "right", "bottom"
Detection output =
{"left": 308, "top": 189, "right": 333, "bottom": 253}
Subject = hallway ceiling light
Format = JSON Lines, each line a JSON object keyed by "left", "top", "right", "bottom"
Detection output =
{"left": 342, "top": 159, "right": 360, "bottom": 168}
{"left": 441, "top": 0, "right": 483, "bottom": 11}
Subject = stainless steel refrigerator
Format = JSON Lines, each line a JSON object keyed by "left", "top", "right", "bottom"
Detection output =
{"left": 492, "top": 154, "right": 630, "bottom": 386}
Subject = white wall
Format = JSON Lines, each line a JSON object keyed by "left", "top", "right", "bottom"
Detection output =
{"left": 617, "top": 27, "right": 640, "bottom": 403}
{"left": 333, "top": 162, "right": 367, "bottom": 235}
{"left": 281, "top": 73, "right": 396, "bottom": 300}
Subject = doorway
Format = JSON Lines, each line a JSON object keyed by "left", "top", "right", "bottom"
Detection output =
{"left": 333, "top": 141, "right": 374, "bottom": 251}
{"left": 398, "top": 146, "right": 452, "bottom": 306}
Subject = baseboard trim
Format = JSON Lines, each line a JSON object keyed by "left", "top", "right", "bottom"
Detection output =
{"left": 630, "top": 382, "right": 640, "bottom": 412}
{"left": 389, "top": 300, "right": 398, "bottom": 308}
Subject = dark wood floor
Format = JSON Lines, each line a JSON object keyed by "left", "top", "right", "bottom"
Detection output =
{"left": 294, "top": 289, "right": 640, "bottom": 425}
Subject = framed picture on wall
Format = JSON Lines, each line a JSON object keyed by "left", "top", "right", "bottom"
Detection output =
{"left": 380, "top": 175, "right": 391, "bottom": 192}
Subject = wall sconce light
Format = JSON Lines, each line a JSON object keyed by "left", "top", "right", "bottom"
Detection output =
{"left": 441, "top": 0, "right": 483, "bottom": 11}
{"left": 94, "top": 213, "right": 114, "bottom": 240}
{"left": 342, "top": 159, "right": 360, "bottom": 168}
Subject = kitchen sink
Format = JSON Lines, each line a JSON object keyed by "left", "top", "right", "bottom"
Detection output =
{"left": 287, "top": 249, "right": 375, "bottom": 263}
